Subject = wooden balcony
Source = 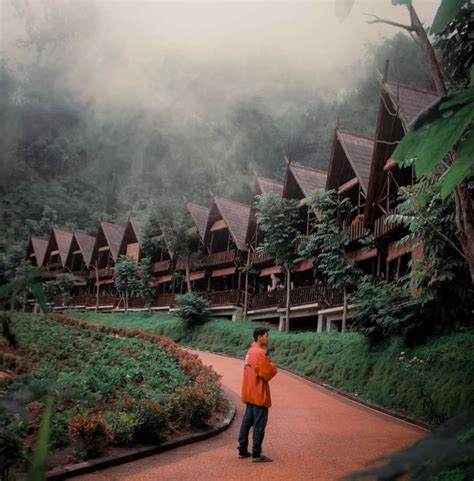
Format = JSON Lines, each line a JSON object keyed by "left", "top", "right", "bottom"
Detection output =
{"left": 200, "top": 289, "right": 244, "bottom": 306}
{"left": 88, "top": 267, "right": 115, "bottom": 279}
{"left": 250, "top": 249, "right": 273, "bottom": 265}
{"left": 128, "top": 298, "right": 146, "bottom": 309}
{"left": 154, "top": 293, "right": 176, "bottom": 307}
{"left": 201, "top": 250, "right": 238, "bottom": 267}
{"left": 249, "top": 291, "right": 283, "bottom": 309}
{"left": 71, "top": 271, "right": 87, "bottom": 282}
{"left": 153, "top": 260, "right": 171, "bottom": 273}
{"left": 70, "top": 295, "right": 92, "bottom": 306}
{"left": 344, "top": 221, "right": 368, "bottom": 242}
{"left": 290, "top": 284, "right": 342, "bottom": 306}
{"left": 373, "top": 208, "right": 400, "bottom": 239}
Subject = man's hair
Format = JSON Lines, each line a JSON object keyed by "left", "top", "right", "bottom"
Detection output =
{"left": 253, "top": 327, "right": 269, "bottom": 342}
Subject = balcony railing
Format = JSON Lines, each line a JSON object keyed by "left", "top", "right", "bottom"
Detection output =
{"left": 249, "top": 291, "right": 283, "bottom": 310}
{"left": 250, "top": 249, "right": 273, "bottom": 265}
{"left": 200, "top": 289, "right": 244, "bottom": 306}
{"left": 70, "top": 295, "right": 92, "bottom": 306}
{"left": 128, "top": 298, "right": 146, "bottom": 309}
{"left": 344, "top": 221, "right": 368, "bottom": 242}
{"left": 89, "top": 267, "right": 115, "bottom": 279}
{"left": 290, "top": 284, "right": 336, "bottom": 306}
{"left": 71, "top": 271, "right": 87, "bottom": 281}
{"left": 374, "top": 208, "right": 400, "bottom": 239}
{"left": 201, "top": 250, "right": 237, "bottom": 267}
{"left": 153, "top": 260, "right": 171, "bottom": 273}
{"left": 154, "top": 293, "right": 176, "bottom": 307}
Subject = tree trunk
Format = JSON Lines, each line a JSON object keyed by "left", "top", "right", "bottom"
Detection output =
{"left": 184, "top": 259, "right": 192, "bottom": 293}
{"left": 22, "top": 289, "right": 26, "bottom": 312}
{"left": 10, "top": 291, "right": 16, "bottom": 311}
{"left": 243, "top": 251, "right": 250, "bottom": 320}
{"left": 342, "top": 287, "right": 348, "bottom": 334}
{"left": 285, "top": 267, "right": 291, "bottom": 333}
{"left": 125, "top": 291, "right": 128, "bottom": 312}
{"left": 408, "top": 6, "right": 474, "bottom": 281}
{"left": 454, "top": 181, "right": 474, "bottom": 283}
{"left": 95, "top": 265, "right": 99, "bottom": 313}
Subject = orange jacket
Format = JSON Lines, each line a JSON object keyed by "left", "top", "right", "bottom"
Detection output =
{"left": 241, "top": 342, "right": 278, "bottom": 407}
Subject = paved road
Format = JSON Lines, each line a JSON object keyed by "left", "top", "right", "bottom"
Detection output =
{"left": 77, "top": 350, "right": 425, "bottom": 481}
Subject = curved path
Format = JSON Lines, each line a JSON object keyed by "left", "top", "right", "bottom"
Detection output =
{"left": 77, "top": 350, "right": 425, "bottom": 481}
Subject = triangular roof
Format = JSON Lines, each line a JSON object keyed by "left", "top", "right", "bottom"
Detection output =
{"left": 43, "top": 227, "right": 74, "bottom": 267}
{"left": 284, "top": 163, "right": 327, "bottom": 198}
{"left": 26, "top": 237, "right": 48, "bottom": 267}
{"left": 71, "top": 231, "right": 96, "bottom": 268}
{"left": 118, "top": 217, "right": 141, "bottom": 257}
{"left": 91, "top": 221, "right": 125, "bottom": 264}
{"left": 256, "top": 176, "right": 284, "bottom": 196}
{"left": 187, "top": 203, "right": 210, "bottom": 241}
{"left": 382, "top": 80, "right": 439, "bottom": 128}
{"left": 363, "top": 79, "right": 440, "bottom": 225}
{"left": 329, "top": 130, "right": 374, "bottom": 194}
{"left": 205, "top": 196, "right": 251, "bottom": 252}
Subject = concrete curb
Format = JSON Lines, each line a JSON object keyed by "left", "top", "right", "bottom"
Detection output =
{"left": 47, "top": 399, "right": 236, "bottom": 480}
{"left": 189, "top": 348, "right": 431, "bottom": 432}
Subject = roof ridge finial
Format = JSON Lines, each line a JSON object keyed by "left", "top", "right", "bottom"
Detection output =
{"left": 284, "top": 155, "right": 290, "bottom": 165}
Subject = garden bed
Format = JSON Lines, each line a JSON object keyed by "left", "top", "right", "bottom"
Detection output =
{"left": 0, "top": 313, "right": 224, "bottom": 478}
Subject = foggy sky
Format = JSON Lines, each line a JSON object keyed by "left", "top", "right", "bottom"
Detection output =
{"left": 1, "top": 0, "right": 439, "bottom": 116}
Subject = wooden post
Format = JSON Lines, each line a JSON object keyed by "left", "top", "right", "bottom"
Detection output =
{"left": 284, "top": 267, "right": 291, "bottom": 332}
{"left": 95, "top": 262, "right": 99, "bottom": 313}
{"left": 342, "top": 286, "right": 348, "bottom": 333}
{"left": 243, "top": 250, "right": 250, "bottom": 320}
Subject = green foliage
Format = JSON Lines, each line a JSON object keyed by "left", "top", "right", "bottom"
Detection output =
{"left": 114, "top": 255, "right": 140, "bottom": 305}
{"left": 175, "top": 293, "right": 210, "bottom": 326}
{"left": 350, "top": 278, "right": 412, "bottom": 346}
{"left": 0, "top": 416, "right": 26, "bottom": 481}
{"left": 430, "top": 0, "right": 466, "bottom": 35}
{"left": 389, "top": 179, "right": 474, "bottom": 325}
{"left": 74, "top": 312, "right": 474, "bottom": 425}
{"left": 138, "top": 257, "right": 156, "bottom": 305}
{"left": 435, "top": 3, "right": 473, "bottom": 89}
{"left": 53, "top": 273, "right": 76, "bottom": 306}
{"left": 346, "top": 413, "right": 474, "bottom": 481}
{"left": 0, "top": 269, "right": 48, "bottom": 312}
{"left": 303, "top": 190, "right": 362, "bottom": 290}
{"left": 68, "top": 412, "right": 112, "bottom": 460}
{"left": 26, "top": 396, "right": 54, "bottom": 481}
{"left": 255, "top": 192, "right": 301, "bottom": 269}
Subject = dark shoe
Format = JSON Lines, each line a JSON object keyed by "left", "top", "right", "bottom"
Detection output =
{"left": 238, "top": 452, "right": 251, "bottom": 459}
{"left": 252, "top": 455, "right": 272, "bottom": 463}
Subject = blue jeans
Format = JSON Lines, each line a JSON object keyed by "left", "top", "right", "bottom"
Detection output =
{"left": 238, "top": 403, "right": 269, "bottom": 458}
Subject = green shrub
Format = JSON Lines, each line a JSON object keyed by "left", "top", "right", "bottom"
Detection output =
{"left": 68, "top": 412, "right": 112, "bottom": 460}
{"left": 0, "top": 417, "right": 26, "bottom": 481}
{"left": 175, "top": 293, "right": 210, "bottom": 326}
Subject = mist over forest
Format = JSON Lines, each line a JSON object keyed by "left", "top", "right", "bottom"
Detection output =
{"left": 0, "top": 0, "right": 436, "bottom": 276}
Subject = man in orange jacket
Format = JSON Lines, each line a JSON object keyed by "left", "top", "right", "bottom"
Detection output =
{"left": 238, "top": 327, "right": 278, "bottom": 462}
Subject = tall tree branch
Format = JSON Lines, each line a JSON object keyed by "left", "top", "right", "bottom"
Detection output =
{"left": 364, "top": 14, "right": 415, "bottom": 32}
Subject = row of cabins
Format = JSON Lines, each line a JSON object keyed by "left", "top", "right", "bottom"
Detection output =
{"left": 26, "top": 70, "right": 438, "bottom": 331}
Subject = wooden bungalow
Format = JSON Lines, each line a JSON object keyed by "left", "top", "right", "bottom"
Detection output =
{"left": 63, "top": 231, "right": 95, "bottom": 307}
{"left": 118, "top": 217, "right": 141, "bottom": 264}
{"left": 326, "top": 128, "right": 378, "bottom": 276}
{"left": 283, "top": 162, "right": 327, "bottom": 235}
{"left": 197, "top": 195, "right": 250, "bottom": 314}
{"left": 26, "top": 237, "right": 48, "bottom": 267}
{"left": 42, "top": 228, "right": 74, "bottom": 279}
{"left": 88, "top": 221, "right": 125, "bottom": 307}
{"left": 364, "top": 70, "right": 439, "bottom": 281}
{"left": 246, "top": 175, "right": 284, "bottom": 267}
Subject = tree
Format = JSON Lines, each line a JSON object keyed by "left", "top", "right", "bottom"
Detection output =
{"left": 53, "top": 273, "right": 76, "bottom": 308}
{"left": 159, "top": 211, "right": 200, "bottom": 294}
{"left": 114, "top": 255, "right": 139, "bottom": 312}
{"left": 255, "top": 193, "right": 301, "bottom": 332}
{"left": 389, "top": 178, "right": 474, "bottom": 327}
{"left": 337, "top": 0, "right": 474, "bottom": 282}
{"left": 138, "top": 257, "right": 155, "bottom": 309}
{"left": 301, "top": 190, "right": 363, "bottom": 333}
